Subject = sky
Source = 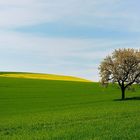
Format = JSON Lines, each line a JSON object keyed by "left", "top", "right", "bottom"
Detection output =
{"left": 0, "top": 0, "right": 140, "bottom": 81}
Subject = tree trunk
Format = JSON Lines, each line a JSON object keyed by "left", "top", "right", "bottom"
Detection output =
{"left": 121, "top": 87, "right": 125, "bottom": 100}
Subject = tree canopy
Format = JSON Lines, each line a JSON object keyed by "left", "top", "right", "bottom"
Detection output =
{"left": 99, "top": 48, "right": 140, "bottom": 100}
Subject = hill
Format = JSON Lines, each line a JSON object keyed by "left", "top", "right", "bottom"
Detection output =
{"left": 0, "top": 74, "right": 140, "bottom": 139}
{"left": 0, "top": 72, "right": 90, "bottom": 82}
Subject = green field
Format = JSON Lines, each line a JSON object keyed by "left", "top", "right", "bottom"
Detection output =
{"left": 0, "top": 73, "right": 140, "bottom": 140}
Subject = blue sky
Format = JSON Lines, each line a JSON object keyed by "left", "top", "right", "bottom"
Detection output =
{"left": 0, "top": 0, "right": 140, "bottom": 81}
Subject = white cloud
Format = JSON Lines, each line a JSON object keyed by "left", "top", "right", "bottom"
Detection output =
{"left": 0, "top": 0, "right": 140, "bottom": 31}
{"left": 0, "top": 0, "right": 140, "bottom": 81}
{"left": 0, "top": 31, "right": 140, "bottom": 81}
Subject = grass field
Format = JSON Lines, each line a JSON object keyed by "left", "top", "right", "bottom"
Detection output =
{"left": 0, "top": 73, "right": 140, "bottom": 140}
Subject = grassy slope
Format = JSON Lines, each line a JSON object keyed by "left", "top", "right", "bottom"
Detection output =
{"left": 0, "top": 75, "right": 140, "bottom": 139}
{"left": 0, "top": 72, "right": 90, "bottom": 82}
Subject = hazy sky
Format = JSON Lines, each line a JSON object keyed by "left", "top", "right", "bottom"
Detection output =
{"left": 0, "top": 0, "right": 140, "bottom": 81}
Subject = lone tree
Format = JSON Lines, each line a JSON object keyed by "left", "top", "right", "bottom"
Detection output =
{"left": 99, "top": 48, "right": 140, "bottom": 100}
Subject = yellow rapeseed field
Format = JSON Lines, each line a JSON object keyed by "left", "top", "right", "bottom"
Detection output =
{"left": 0, "top": 73, "right": 90, "bottom": 82}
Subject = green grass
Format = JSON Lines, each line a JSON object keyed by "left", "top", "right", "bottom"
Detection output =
{"left": 0, "top": 75, "right": 140, "bottom": 139}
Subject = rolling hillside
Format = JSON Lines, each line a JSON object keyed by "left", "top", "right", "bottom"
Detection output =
{"left": 0, "top": 72, "right": 90, "bottom": 82}
{"left": 0, "top": 73, "right": 140, "bottom": 139}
